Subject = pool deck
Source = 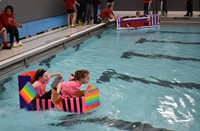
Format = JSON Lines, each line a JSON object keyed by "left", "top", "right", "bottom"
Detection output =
{"left": 0, "top": 22, "right": 114, "bottom": 78}
{"left": 0, "top": 11, "right": 200, "bottom": 78}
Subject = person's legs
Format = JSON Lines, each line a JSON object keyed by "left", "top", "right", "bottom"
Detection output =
{"left": 5, "top": 26, "right": 15, "bottom": 45}
{"left": 154, "top": 1, "right": 159, "bottom": 14}
{"left": 72, "top": 13, "right": 76, "bottom": 27}
{"left": 1, "top": 30, "right": 7, "bottom": 43}
{"left": 188, "top": 1, "right": 193, "bottom": 17}
{"left": 93, "top": 3, "right": 99, "bottom": 23}
{"left": 87, "top": 4, "right": 93, "bottom": 24}
{"left": 68, "top": 14, "right": 71, "bottom": 27}
{"left": 152, "top": 1, "right": 155, "bottom": 14}
{"left": 1, "top": 28, "right": 12, "bottom": 49}
{"left": 84, "top": 4, "right": 90, "bottom": 24}
{"left": 163, "top": 0, "right": 167, "bottom": 14}
{"left": 185, "top": 2, "right": 189, "bottom": 16}
{"left": 1, "top": 30, "right": 11, "bottom": 49}
{"left": 74, "top": 5, "right": 78, "bottom": 24}
{"left": 77, "top": 5, "right": 82, "bottom": 23}
{"left": 13, "top": 26, "right": 20, "bottom": 43}
{"left": 144, "top": 3, "right": 148, "bottom": 15}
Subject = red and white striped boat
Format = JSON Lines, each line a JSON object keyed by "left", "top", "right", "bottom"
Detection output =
{"left": 116, "top": 15, "right": 160, "bottom": 30}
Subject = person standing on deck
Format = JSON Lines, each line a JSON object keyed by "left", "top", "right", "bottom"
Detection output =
{"left": 93, "top": 0, "right": 101, "bottom": 24}
{"left": 76, "top": 0, "right": 86, "bottom": 24}
{"left": 84, "top": 0, "right": 93, "bottom": 25}
{"left": 184, "top": 0, "right": 193, "bottom": 17}
{"left": 64, "top": 0, "right": 80, "bottom": 27}
{"left": 161, "top": 0, "right": 167, "bottom": 16}
{"left": 143, "top": 0, "right": 151, "bottom": 15}
{"left": 151, "top": 0, "right": 160, "bottom": 14}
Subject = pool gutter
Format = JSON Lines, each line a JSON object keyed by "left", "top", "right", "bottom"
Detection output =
{"left": 0, "top": 22, "right": 115, "bottom": 79}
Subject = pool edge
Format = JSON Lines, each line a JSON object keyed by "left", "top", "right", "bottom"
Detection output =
{"left": 0, "top": 22, "right": 115, "bottom": 79}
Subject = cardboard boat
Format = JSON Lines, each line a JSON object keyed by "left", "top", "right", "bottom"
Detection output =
{"left": 116, "top": 15, "right": 160, "bottom": 30}
{"left": 18, "top": 71, "right": 100, "bottom": 113}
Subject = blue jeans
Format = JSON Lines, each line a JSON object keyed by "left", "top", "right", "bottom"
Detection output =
{"left": 93, "top": 3, "right": 99, "bottom": 23}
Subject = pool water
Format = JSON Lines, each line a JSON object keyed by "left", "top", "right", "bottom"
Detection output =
{"left": 0, "top": 25, "right": 200, "bottom": 131}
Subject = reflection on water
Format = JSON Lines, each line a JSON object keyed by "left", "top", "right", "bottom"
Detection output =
{"left": 157, "top": 95, "right": 195, "bottom": 124}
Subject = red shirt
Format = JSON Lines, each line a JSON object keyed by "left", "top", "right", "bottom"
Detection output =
{"left": 64, "top": 0, "right": 76, "bottom": 10}
{"left": 100, "top": 9, "right": 114, "bottom": 19}
{"left": 61, "top": 81, "right": 82, "bottom": 98}
{"left": 144, "top": 0, "right": 150, "bottom": 3}
{"left": 0, "top": 11, "right": 15, "bottom": 27}
{"left": 0, "top": 21, "right": 3, "bottom": 30}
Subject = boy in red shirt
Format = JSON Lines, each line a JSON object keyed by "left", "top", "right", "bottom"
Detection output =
{"left": 0, "top": 5, "right": 23, "bottom": 47}
{"left": 0, "top": 20, "right": 11, "bottom": 49}
{"left": 64, "top": 0, "right": 80, "bottom": 27}
{"left": 100, "top": 4, "right": 115, "bottom": 22}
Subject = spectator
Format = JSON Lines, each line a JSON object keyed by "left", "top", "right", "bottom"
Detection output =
{"left": 184, "top": 0, "right": 193, "bottom": 17}
{"left": 100, "top": 4, "right": 115, "bottom": 23}
{"left": 143, "top": 0, "right": 150, "bottom": 15}
{"left": 0, "top": 5, "right": 23, "bottom": 48}
{"left": 107, "top": 0, "right": 115, "bottom": 10}
{"left": 76, "top": 0, "right": 86, "bottom": 24}
{"left": 198, "top": 0, "right": 200, "bottom": 17}
{"left": 84, "top": 0, "right": 93, "bottom": 24}
{"left": 64, "top": 0, "right": 80, "bottom": 27}
{"left": 151, "top": 0, "right": 160, "bottom": 14}
{"left": 0, "top": 20, "right": 11, "bottom": 49}
{"left": 161, "top": 0, "right": 167, "bottom": 16}
{"left": 93, "top": 0, "right": 101, "bottom": 24}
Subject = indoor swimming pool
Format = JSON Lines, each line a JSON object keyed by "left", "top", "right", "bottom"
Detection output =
{"left": 0, "top": 25, "right": 200, "bottom": 131}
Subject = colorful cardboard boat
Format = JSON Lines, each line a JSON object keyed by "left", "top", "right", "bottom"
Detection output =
{"left": 116, "top": 15, "right": 160, "bottom": 30}
{"left": 18, "top": 71, "right": 100, "bottom": 113}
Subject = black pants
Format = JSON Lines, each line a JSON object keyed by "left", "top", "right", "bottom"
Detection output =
{"left": 144, "top": 3, "right": 149, "bottom": 15}
{"left": 162, "top": 0, "right": 167, "bottom": 14}
{"left": 5, "top": 26, "right": 19, "bottom": 43}
{"left": 152, "top": 1, "right": 159, "bottom": 14}
{"left": 84, "top": 4, "right": 93, "bottom": 23}
{"left": 186, "top": 0, "right": 193, "bottom": 16}
{"left": 93, "top": 3, "right": 99, "bottom": 23}
{"left": 76, "top": 4, "right": 86, "bottom": 22}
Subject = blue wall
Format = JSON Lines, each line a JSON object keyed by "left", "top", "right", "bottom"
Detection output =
{"left": 0, "top": 15, "right": 67, "bottom": 43}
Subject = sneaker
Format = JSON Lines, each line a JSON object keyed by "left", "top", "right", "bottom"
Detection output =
{"left": 71, "top": 24, "right": 75, "bottom": 28}
{"left": 184, "top": 14, "right": 189, "bottom": 17}
{"left": 2, "top": 46, "right": 11, "bottom": 50}
{"left": 12, "top": 43, "right": 20, "bottom": 48}
{"left": 78, "top": 21, "right": 82, "bottom": 25}
{"left": 18, "top": 41, "right": 23, "bottom": 46}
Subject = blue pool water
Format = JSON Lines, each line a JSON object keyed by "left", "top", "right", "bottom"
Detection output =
{"left": 0, "top": 25, "right": 200, "bottom": 131}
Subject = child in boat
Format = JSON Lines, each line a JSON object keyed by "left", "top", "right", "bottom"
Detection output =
{"left": 57, "top": 69, "right": 90, "bottom": 98}
{"left": 99, "top": 4, "right": 115, "bottom": 23}
{"left": 32, "top": 69, "right": 62, "bottom": 99}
